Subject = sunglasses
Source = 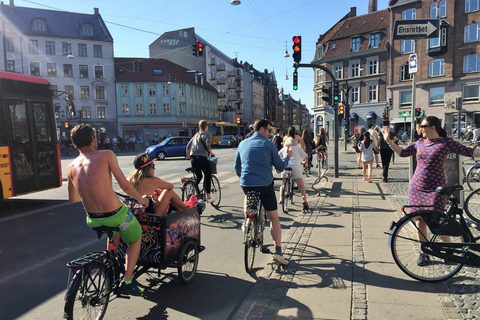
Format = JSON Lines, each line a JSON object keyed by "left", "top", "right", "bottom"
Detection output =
{"left": 420, "top": 124, "right": 431, "bottom": 128}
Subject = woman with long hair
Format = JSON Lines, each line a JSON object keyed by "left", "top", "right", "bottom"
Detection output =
{"left": 301, "top": 129, "right": 313, "bottom": 169}
{"left": 315, "top": 127, "right": 329, "bottom": 150}
{"left": 186, "top": 120, "right": 216, "bottom": 202}
{"left": 351, "top": 127, "right": 365, "bottom": 169}
{"left": 283, "top": 126, "right": 305, "bottom": 150}
{"left": 128, "top": 153, "right": 187, "bottom": 216}
{"left": 359, "top": 131, "right": 376, "bottom": 183}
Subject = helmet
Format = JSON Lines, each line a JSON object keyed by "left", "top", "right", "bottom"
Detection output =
{"left": 249, "top": 124, "right": 253, "bottom": 130}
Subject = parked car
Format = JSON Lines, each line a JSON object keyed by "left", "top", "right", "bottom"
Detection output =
{"left": 218, "top": 135, "right": 238, "bottom": 148}
{"left": 146, "top": 136, "right": 191, "bottom": 160}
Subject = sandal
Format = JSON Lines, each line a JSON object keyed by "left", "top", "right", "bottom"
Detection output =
{"left": 368, "top": 179, "right": 372, "bottom": 183}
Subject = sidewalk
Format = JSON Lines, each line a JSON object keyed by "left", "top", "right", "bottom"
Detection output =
{"left": 233, "top": 150, "right": 478, "bottom": 320}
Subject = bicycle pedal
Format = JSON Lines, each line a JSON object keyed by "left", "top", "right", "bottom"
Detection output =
{"left": 261, "top": 246, "right": 271, "bottom": 254}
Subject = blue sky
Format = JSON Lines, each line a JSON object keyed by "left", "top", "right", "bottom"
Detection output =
{"left": 19, "top": 0, "right": 390, "bottom": 112}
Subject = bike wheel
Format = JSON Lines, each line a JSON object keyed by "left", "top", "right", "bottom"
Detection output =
{"left": 390, "top": 211, "right": 465, "bottom": 282}
{"left": 281, "top": 179, "right": 290, "bottom": 213}
{"left": 467, "top": 164, "right": 480, "bottom": 191}
{"left": 64, "top": 263, "right": 110, "bottom": 320}
{"left": 244, "top": 218, "right": 256, "bottom": 273}
{"left": 182, "top": 181, "right": 198, "bottom": 201}
{"left": 322, "top": 154, "right": 327, "bottom": 169}
{"left": 290, "top": 179, "right": 294, "bottom": 205}
{"left": 464, "top": 188, "right": 480, "bottom": 224}
{"left": 178, "top": 239, "right": 199, "bottom": 284}
{"left": 209, "top": 175, "right": 221, "bottom": 208}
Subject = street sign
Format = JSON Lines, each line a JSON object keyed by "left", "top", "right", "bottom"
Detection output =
{"left": 393, "top": 19, "right": 440, "bottom": 39}
{"left": 409, "top": 53, "right": 418, "bottom": 73}
{"left": 399, "top": 111, "right": 412, "bottom": 117}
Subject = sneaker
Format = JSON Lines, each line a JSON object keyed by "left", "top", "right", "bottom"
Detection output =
{"left": 118, "top": 280, "right": 143, "bottom": 296}
{"left": 376, "top": 164, "right": 380, "bottom": 168}
{"left": 303, "top": 201, "right": 309, "bottom": 210}
{"left": 206, "top": 197, "right": 215, "bottom": 203}
{"left": 272, "top": 254, "right": 289, "bottom": 266}
{"left": 417, "top": 253, "right": 430, "bottom": 267}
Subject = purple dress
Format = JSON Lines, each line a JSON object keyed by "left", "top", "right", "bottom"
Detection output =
{"left": 400, "top": 137, "right": 473, "bottom": 212}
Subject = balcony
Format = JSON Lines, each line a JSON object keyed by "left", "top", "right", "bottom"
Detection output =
{"left": 217, "top": 64, "right": 226, "bottom": 71}
{"left": 218, "top": 92, "right": 226, "bottom": 98}
{"left": 235, "top": 74, "right": 242, "bottom": 81}
{"left": 228, "top": 71, "right": 236, "bottom": 77}
{"left": 228, "top": 95, "right": 237, "bottom": 101}
{"left": 210, "top": 73, "right": 216, "bottom": 80}
{"left": 228, "top": 82, "right": 236, "bottom": 89}
{"left": 236, "top": 86, "right": 242, "bottom": 92}
{"left": 217, "top": 77, "right": 226, "bottom": 84}
{"left": 209, "top": 58, "right": 215, "bottom": 66}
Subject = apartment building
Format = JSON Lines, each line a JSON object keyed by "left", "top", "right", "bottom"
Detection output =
{"left": 312, "top": 2, "right": 389, "bottom": 138}
{"left": 0, "top": 2, "right": 116, "bottom": 139}
{"left": 115, "top": 58, "right": 217, "bottom": 139}
{"left": 389, "top": 0, "right": 480, "bottom": 135}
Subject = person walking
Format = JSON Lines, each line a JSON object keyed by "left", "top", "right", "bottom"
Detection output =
{"left": 351, "top": 128, "right": 365, "bottom": 169}
{"left": 379, "top": 126, "right": 397, "bottom": 183}
{"left": 234, "top": 119, "right": 292, "bottom": 265}
{"left": 359, "top": 131, "right": 376, "bottom": 183}
{"left": 384, "top": 116, "right": 480, "bottom": 266}
{"left": 186, "top": 120, "right": 216, "bottom": 203}
{"left": 367, "top": 124, "right": 380, "bottom": 168}
{"left": 301, "top": 129, "right": 313, "bottom": 170}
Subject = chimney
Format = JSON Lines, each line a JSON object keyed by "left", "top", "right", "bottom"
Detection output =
{"left": 349, "top": 7, "right": 356, "bottom": 18}
{"left": 9, "top": 0, "right": 14, "bottom": 6}
{"left": 368, "top": 0, "right": 377, "bottom": 13}
{"left": 94, "top": 8, "right": 99, "bottom": 16}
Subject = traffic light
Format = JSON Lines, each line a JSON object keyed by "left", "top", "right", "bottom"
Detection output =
{"left": 292, "top": 36, "right": 302, "bottom": 63}
{"left": 197, "top": 42, "right": 204, "bottom": 57}
{"left": 339, "top": 105, "right": 344, "bottom": 115}
{"left": 236, "top": 117, "right": 240, "bottom": 124}
{"left": 293, "top": 70, "right": 298, "bottom": 90}
{"left": 415, "top": 108, "right": 422, "bottom": 117}
{"left": 192, "top": 42, "right": 198, "bottom": 56}
{"left": 333, "top": 82, "right": 340, "bottom": 104}
{"left": 321, "top": 86, "right": 331, "bottom": 105}
{"left": 64, "top": 122, "right": 69, "bottom": 129}
{"left": 389, "top": 98, "right": 393, "bottom": 108}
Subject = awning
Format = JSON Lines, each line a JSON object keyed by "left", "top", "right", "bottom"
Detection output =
{"left": 366, "top": 111, "right": 377, "bottom": 120}
{"left": 390, "top": 117, "right": 410, "bottom": 124}
{"left": 349, "top": 112, "right": 359, "bottom": 120}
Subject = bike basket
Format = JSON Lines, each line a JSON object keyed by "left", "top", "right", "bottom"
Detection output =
{"left": 66, "top": 252, "right": 105, "bottom": 269}
{"left": 422, "top": 212, "right": 465, "bottom": 236}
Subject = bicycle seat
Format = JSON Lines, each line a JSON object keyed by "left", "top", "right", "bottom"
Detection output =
{"left": 92, "top": 226, "right": 120, "bottom": 239}
{"left": 186, "top": 167, "right": 195, "bottom": 173}
{"left": 285, "top": 168, "right": 293, "bottom": 171}
{"left": 436, "top": 185, "right": 463, "bottom": 196}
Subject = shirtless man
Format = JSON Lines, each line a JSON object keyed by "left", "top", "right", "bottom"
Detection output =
{"left": 67, "top": 124, "right": 149, "bottom": 296}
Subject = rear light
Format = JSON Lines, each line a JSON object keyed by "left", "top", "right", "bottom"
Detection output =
{"left": 181, "top": 178, "right": 188, "bottom": 183}
{"left": 401, "top": 207, "right": 404, "bottom": 213}
{"left": 246, "top": 214, "right": 256, "bottom": 219}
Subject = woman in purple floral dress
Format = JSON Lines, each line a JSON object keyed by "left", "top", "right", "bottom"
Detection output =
{"left": 383, "top": 116, "right": 480, "bottom": 266}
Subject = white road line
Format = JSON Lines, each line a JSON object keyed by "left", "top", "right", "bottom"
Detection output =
{"left": 0, "top": 238, "right": 99, "bottom": 285}
{"left": 0, "top": 202, "right": 72, "bottom": 223}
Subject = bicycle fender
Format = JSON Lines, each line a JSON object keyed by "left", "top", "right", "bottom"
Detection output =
{"left": 387, "top": 222, "right": 397, "bottom": 248}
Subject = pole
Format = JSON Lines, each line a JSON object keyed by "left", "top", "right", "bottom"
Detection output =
{"left": 409, "top": 40, "right": 416, "bottom": 180}
{"left": 456, "top": 97, "right": 462, "bottom": 140}
{"left": 333, "top": 80, "right": 339, "bottom": 178}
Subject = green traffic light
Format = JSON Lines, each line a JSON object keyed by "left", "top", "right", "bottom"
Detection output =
{"left": 344, "top": 127, "right": 347, "bottom": 131}
{"left": 293, "top": 85, "right": 298, "bottom": 90}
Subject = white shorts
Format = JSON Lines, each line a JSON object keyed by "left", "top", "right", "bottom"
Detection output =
{"left": 282, "top": 166, "right": 303, "bottom": 180}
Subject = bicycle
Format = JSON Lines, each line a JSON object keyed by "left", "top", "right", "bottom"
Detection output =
{"left": 243, "top": 190, "right": 268, "bottom": 273}
{"left": 388, "top": 184, "right": 480, "bottom": 282}
{"left": 181, "top": 167, "right": 221, "bottom": 208}
{"left": 280, "top": 168, "right": 294, "bottom": 213}
{"left": 312, "top": 147, "right": 328, "bottom": 189}
{"left": 464, "top": 146, "right": 480, "bottom": 190}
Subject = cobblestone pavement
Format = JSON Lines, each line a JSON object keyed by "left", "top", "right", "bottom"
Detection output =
{"left": 381, "top": 165, "right": 480, "bottom": 320}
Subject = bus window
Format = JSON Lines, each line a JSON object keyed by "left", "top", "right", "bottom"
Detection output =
{"left": 33, "top": 102, "right": 52, "bottom": 142}
{"left": 9, "top": 99, "right": 34, "bottom": 183}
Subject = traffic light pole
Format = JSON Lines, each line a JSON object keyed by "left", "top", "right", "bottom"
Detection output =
{"left": 296, "top": 63, "right": 339, "bottom": 178}
{"left": 409, "top": 41, "right": 417, "bottom": 180}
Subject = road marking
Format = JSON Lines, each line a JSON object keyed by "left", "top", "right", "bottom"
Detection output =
{"left": 0, "top": 238, "right": 99, "bottom": 285}
{"left": 0, "top": 202, "right": 72, "bottom": 223}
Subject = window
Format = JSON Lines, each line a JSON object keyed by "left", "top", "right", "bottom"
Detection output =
{"left": 465, "top": 24, "right": 480, "bottom": 43}
{"left": 333, "top": 63, "right": 343, "bottom": 79}
{"left": 428, "top": 3, "right": 441, "bottom": 48}
{"left": 350, "top": 86, "right": 359, "bottom": 103}
{"left": 6, "top": 60, "right": 14, "bottom": 72}
{"left": 46, "top": 41, "right": 55, "bottom": 55}
{"left": 47, "top": 63, "right": 56, "bottom": 77}
{"left": 148, "top": 84, "right": 156, "bottom": 96}
{"left": 94, "top": 66, "right": 103, "bottom": 79}
{"left": 400, "top": 90, "right": 412, "bottom": 106}
{"left": 93, "top": 45, "right": 102, "bottom": 58}
{"left": 82, "top": 106, "right": 91, "bottom": 119}
{"left": 316, "top": 69, "right": 324, "bottom": 83}
{"left": 95, "top": 86, "right": 105, "bottom": 99}
{"left": 439, "top": 0, "right": 446, "bottom": 17}
{"left": 429, "top": 59, "right": 445, "bottom": 77}
{"left": 179, "top": 85, "right": 185, "bottom": 96}
{"left": 135, "top": 84, "right": 142, "bottom": 96}
{"left": 464, "top": 54, "right": 480, "bottom": 73}
{"left": 65, "top": 85, "right": 74, "bottom": 99}
{"left": 5, "top": 37, "right": 13, "bottom": 52}
{"left": 30, "top": 62, "right": 40, "bottom": 76}
{"left": 367, "top": 84, "right": 378, "bottom": 102}
{"left": 122, "top": 103, "right": 129, "bottom": 115}
{"left": 466, "top": 0, "right": 480, "bottom": 13}
{"left": 369, "top": 33, "right": 380, "bottom": 48}
{"left": 402, "top": 8, "right": 416, "bottom": 19}
{"left": 400, "top": 64, "right": 411, "bottom": 81}
{"left": 316, "top": 45, "right": 324, "bottom": 59}
{"left": 80, "top": 23, "right": 94, "bottom": 36}
{"left": 351, "top": 37, "right": 361, "bottom": 51}
{"left": 79, "top": 65, "right": 89, "bottom": 78}
{"left": 51, "top": 85, "right": 58, "bottom": 98}
{"left": 78, "top": 43, "right": 87, "bottom": 57}
{"left": 163, "top": 103, "right": 170, "bottom": 114}
{"left": 149, "top": 103, "right": 157, "bottom": 115}
{"left": 62, "top": 42, "right": 71, "bottom": 55}
{"left": 367, "top": 57, "right": 378, "bottom": 75}
{"left": 179, "top": 102, "right": 185, "bottom": 114}
{"left": 120, "top": 84, "right": 128, "bottom": 96}
{"left": 97, "top": 107, "right": 106, "bottom": 119}
{"left": 28, "top": 40, "right": 38, "bottom": 54}
{"left": 80, "top": 86, "right": 90, "bottom": 99}
{"left": 63, "top": 64, "right": 73, "bottom": 78}
{"left": 430, "top": 87, "right": 445, "bottom": 105}
{"left": 32, "top": 18, "right": 47, "bottom": 32}
{"left": 135, "top": 103, "right": 143, "bottom": 115}
{"left": 316, "top": 91, "right": 322, "bottom": 107}
{"left": 463, "top": 83, "right": 479, "bottom": 101}
{"left": 401, "top": 9, "right": 416, "bottom": 54}
{"left": 349, "top": 60, "right": 360, "bottom": 78}
{"left": 162, "top": 84, "right": 169, "bottom": 96}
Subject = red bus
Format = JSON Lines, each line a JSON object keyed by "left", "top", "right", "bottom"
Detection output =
{"left": 0, "top": 71, "right": 62, "bottom": 200}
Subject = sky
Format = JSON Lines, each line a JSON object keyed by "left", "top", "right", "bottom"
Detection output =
{"left": 18, "top": 0, "right": 390, "bottom": 112}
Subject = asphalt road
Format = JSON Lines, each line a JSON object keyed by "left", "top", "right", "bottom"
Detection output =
{"left": 0, "top": 147, "right": 307, "bottom": 320}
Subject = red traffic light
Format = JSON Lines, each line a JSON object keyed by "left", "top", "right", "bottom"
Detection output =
{"left": 293, "top": 36, "right": 300, "bottom": 44}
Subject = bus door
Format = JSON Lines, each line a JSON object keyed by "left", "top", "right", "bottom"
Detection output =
{"left": 8, "top": 99, "right": 59, "bottom": 195}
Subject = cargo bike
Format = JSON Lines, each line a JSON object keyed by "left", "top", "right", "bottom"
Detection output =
{"left": 63, "top": 195, "right": 205, "bottom": 320}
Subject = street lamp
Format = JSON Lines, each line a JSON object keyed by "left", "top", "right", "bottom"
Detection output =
{"left": 231, "top": 0, "right": 241, "bottom": 5}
